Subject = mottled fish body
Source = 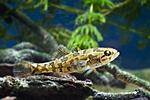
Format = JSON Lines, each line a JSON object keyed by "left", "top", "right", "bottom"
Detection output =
{"left": 13, "top": 47, "right": 119, "bottom": 77}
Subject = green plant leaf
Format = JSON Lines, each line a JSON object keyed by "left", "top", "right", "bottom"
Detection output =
{"left": 76, "top": 11, "right": 106, "bottom": 25}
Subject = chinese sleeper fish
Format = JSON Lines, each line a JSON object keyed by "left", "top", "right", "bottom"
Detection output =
{"left": 13, "top": 47, "right": 120, "bottom": 77}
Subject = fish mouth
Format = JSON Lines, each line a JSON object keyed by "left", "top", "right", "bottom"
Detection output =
{"left": 116, "top": 52, "right": 120, "bottom": 58}
{"left": 111, "top": 51, "right": 120, "bottom": 61}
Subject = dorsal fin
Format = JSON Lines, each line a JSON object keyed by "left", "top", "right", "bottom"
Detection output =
{"left": 72, "top": 47, "right": 81, "bottom": 53}
{"left": 52, "top": 45, "right": 70, "bottom": 59}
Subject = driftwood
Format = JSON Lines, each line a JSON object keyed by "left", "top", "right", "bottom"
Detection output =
{"left": 93, "top": 89, "right": 150, "bottom": 100}
{"left": 0, "top": 63, "right": 14, "bottom": 76}
{"left": 0, "top": 2, "right": 58, "bottom": 53}
{"left": 0, "top": 75, "right": 93, "bottom": 100}
{"left": 0, "top": 63, "right": 150, "bottom": 99}
{"left": 13, "top": 42, "right": 42, "bottom": 51}
{"left": 0, "top": 63, "right": 150, "bottom": 92}
{"left": 0, "top": 48, "right": 51, "bottom": 64}
{"left": 0, "top": 75, "right": 150, "bottom": 100}
{"left": 0, "top": 63, "right": 150, "bottom": 90}
{"left": 98, "top": 64, "right": 150, "bottom": 92}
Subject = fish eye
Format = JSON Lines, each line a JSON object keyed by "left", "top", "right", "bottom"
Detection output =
{"left": 104, "top": 50, "right": 111, "bottom": 56}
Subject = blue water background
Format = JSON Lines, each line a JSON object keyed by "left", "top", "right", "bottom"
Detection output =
{"left": 0, "top": 0, "right": 149, "bottom": 69}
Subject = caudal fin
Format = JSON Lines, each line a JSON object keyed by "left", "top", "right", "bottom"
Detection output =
{"left": 13, "top": 61, "right": 33, "bottom": 77}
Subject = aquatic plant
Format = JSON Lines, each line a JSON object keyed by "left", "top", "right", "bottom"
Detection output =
{"left": 0, "top": 0, "right": 150, "bottom": 50}
{"left": 67, "top": 0, "right": 112, "bottom": 49}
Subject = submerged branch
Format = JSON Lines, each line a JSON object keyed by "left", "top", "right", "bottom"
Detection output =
{"left": 0, "top": 2, "right": 58, "bottom": 53}
{"left": 0, "top": 75, "right": 149, "bottom": 100}
{"left": 93, "top": 89, "right": 150, "bottom": 100}
{"left": 49, "top": 0, "right": 130, "bottom": 16}
{"left": 107, "top": 20, "right": 148, "bottom": 38}
{"left": 103, "top": 0, "right": 130, "bottom": 16}
{"left": 0, "top": 63, "right": 14, "bottom": 76}
{"left": 49, "top": 3, "right": 83, "bottom": 14}
{"left": 0, "top": 75, "right": 93, "bottom": 99}
{"left": 98, "top": 64, "right": 150, "bottom": 92}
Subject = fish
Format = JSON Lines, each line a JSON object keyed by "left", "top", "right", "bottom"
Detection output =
{"left": 13, "top": 47, "right": 119, "bottom": 77}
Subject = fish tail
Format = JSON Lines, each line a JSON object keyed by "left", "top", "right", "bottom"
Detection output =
{"left": 13, "top": 60, "right": 34, "bottom": 77}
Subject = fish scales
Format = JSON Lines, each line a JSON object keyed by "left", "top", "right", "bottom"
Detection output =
{"left": 13, "top": 48, "right": 119, "bottom": 76}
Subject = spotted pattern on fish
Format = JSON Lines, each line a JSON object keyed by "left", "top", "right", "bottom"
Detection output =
{"left": 14, "top": 47, "right": 119, "bottom": 76}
